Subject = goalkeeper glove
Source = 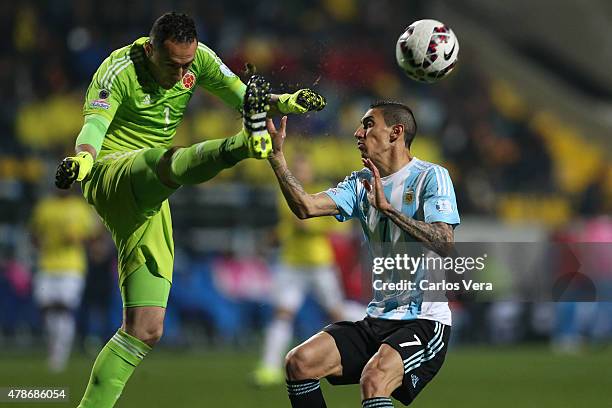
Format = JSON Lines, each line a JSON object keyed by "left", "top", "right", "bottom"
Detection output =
{"left": 55, "top": 151, "right": 94, "bottom": 189}
{"left": 277, "top": 89, "right": 326, "bottom": 114}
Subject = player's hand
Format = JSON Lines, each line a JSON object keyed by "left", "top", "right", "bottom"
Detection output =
{"left": 277, "top": 89, "right": 326, "bottom": 114}
{"left": 55, "top": 151, "right": 94, "bottom": 189}
{"left": 361, "top": 158, "right": 393, "bottom": 213}
{"left": 266, "top": 116, "right": 287, "bottom": 158}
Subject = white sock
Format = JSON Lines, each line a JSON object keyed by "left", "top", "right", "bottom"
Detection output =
{"left": 46, "top": 310, "right": 76, "bottom": 372}
{"left": 261, "top": 318, "right": 293, "bottom": 369}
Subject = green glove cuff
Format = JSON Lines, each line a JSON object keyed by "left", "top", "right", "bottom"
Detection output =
{"left": 277, "top": 89, "right": 326, "bottom": 114}
{"left": 75, "top": 151, "right": 94, "bottom": 181}
{"left": 277, "top": 92, "right": 308, "bottom": 114}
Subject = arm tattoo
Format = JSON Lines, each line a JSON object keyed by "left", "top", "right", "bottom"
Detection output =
{"left": 277, "top": 166, "right": 307, "bottom": 196}
{"left": 383, "top": 207, "right": 454, "bottom": 256}
{"left": 269, "top": 155, "right": 312, "bottom": 218}
{"left": 269, "top": 155, "right": 340, "bottom": 218}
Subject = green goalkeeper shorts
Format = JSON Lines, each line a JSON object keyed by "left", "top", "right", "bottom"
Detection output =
{"left": 82, "top": 148, "right": 177, "bottom": 307}
{"left": 121, "top": 263, "right": 172, "bottom": 308}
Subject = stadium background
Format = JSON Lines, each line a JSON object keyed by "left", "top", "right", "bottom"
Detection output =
{"left": 1, "top": 0, "right": 611, "bottom": 407}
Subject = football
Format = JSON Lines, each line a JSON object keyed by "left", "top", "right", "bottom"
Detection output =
{"left": 396, "top": 19, "right": 459, "bottom": 83}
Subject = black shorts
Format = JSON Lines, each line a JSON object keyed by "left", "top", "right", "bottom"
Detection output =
{"left": 323, "top": 317, "right": 450, "bottom": 406}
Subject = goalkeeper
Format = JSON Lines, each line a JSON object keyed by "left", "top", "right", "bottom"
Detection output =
{"left": 55, "top": 12, "right": 326, "bottom": 408}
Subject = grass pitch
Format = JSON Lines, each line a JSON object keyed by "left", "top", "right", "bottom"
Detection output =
{"left": 0, "top": 345, "right": 610, "bottom": 407}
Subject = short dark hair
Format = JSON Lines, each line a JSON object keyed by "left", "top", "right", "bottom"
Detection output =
{"left": 370, "top": 101, "right": 418, "bottom": 148}
{"left": 149, "top": 12, "right": 197, "bottom": 48}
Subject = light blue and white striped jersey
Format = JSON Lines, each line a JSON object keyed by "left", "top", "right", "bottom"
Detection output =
{"left": 324, "top": 158, "right": 460, "bottom": 325}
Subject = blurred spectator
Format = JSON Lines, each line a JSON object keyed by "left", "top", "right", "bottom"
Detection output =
{"left": 579, "top": 163, "right": 611, "bottom": 216}
{"left": 253, "top": 154, "right": 362, "bottom": 386}
{"left": 29, "top": 189, "right": 97, "bottom": 372}
{"left": 81, "top": 233, "right": 117, "bottom": 350}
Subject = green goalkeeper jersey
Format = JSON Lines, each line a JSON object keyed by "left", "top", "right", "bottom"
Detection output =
{"left": 80, "top": 38, "right": 246, "bottom": 286}
{"left": 83, "top": 37, "right": 246, "bottom": 156}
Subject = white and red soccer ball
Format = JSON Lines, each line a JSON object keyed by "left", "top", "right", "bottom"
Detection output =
{"left": 396, "top": 19, "right": 459, "bottom": 83}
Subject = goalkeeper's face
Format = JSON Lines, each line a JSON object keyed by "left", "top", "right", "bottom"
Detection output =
{"left": 146, "top": 39, "right": 197, "bottom": 89}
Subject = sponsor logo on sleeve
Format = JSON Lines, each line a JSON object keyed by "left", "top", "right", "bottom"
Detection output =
{"left": 435, "top": 198, "right": 452, "bottom": 214}
{"left": 90, "top": 99, "right": 110, "bottom": 110}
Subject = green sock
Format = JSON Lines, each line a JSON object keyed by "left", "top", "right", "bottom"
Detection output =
{"left": 169, "top": 129, "right": 251, "bottom": 185}
{"left": 77, "top": 329, "right": 151, "bottom": 408}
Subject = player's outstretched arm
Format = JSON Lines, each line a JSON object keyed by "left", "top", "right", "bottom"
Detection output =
{"left": 269, "top": 89, "right": 327, "bottom": 116}
{"left": 55, "top": 115, "right": 109, "bottom": 189}
{"left": 267, "top": 117, "right": 339, "bottom": 219}
{"left": 362, "top": 158, "right": 455, "bottom": 256}
{"left": 239, "top": 63, "right": 326, "bottom": 116}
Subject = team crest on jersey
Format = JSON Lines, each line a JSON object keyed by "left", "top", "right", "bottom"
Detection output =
{"left": 404, "top": 188, "right": 414, "bottom": 204}
{"left": 182, "top": 71, "right": 196, "bottom": 89}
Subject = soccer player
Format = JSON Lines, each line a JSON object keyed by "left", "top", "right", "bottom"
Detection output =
{"left": 254, "top": 154, "right": 362, "bottom": 386}
{"left": 30, "top": 189, "right": 97, "bottom": 372}
{"left": 54, "top": 12, "right": 326, "bottom": 408}
{"left": 266, "top": 101, "right": 460, "bottom": 407}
